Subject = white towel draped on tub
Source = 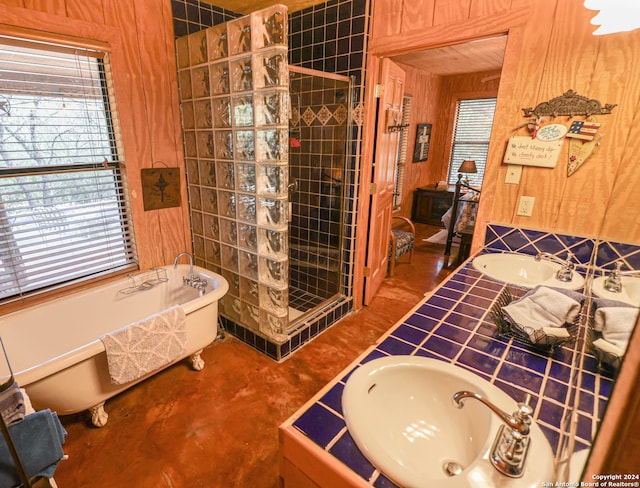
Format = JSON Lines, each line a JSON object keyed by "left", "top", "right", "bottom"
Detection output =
{"left": 100, "top": 305, "right": 187, "bottom": 385}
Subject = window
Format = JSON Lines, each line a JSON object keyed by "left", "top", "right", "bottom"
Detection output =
{"left": 0, "top": 36, "right": 137, "bottom": 304}
{"left": 446, "top": 97, "right": 497, "bottom": 187}
{"left": 393, "top": 95, "right": 412, "bottom": 209}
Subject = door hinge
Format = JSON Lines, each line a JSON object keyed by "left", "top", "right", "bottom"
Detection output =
{"left": 375, "top": 84, "right": 383, "bottom": 98}
{"left": 363, "top": 267, "right": 371, "bottom": 277}
{"left": 369, "top": 183, "right": 377, "bottom": 194}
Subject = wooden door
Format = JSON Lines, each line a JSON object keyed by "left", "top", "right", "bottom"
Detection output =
{"left": 363, "top": 58, "right": 406, "bottom": 304}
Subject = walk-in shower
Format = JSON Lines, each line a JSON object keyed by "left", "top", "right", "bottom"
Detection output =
{"left": 287, "top": 66, "right": 351, "bottom": 330}
{"left": 175, "top": 5, "right": 353, "bottom": 356}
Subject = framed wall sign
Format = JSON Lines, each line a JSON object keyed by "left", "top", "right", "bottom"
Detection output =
{"left": 141, "top": 167, "right": 182, "bottom": 210}
{"left": 413, "top": 123, "right": 432, "bottom": 162}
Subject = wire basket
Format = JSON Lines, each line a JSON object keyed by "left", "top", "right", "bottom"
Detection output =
{"left": 118, "top": 268, "right": 168, "bottom": 295}
{"left": 490, "top": 286, "right": 580, "bottom": 354}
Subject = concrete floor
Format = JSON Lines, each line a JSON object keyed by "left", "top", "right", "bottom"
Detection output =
{"left": 54, "top": 223, "right": 454, "bottom": 487}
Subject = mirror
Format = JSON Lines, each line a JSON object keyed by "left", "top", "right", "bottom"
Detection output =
{"left": 377, "top": 9, "right": 640, "bottom": 482}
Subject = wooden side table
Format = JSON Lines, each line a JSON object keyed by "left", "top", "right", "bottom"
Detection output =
{"left": 411, "top": 186, "right": 453, "bottom": 226}
{"left": 455, "top": 225, "right": 475, "bottom": 267}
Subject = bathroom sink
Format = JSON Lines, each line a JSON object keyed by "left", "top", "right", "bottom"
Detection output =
{"left": 592, "top": 275, "right": 640, "bottom": 306}
{"left": 472, "top": 253, "right": 585, "bottom": 290}
{"left": 342, "top": 356, "right": 554, "bottom": 488}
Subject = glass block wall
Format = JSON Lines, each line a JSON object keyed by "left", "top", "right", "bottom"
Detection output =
{"left": 175, "top": 6, "right": 292, "bottom": 342}
{"left": 172, "top": 0, "right": 369, "bottom": 359}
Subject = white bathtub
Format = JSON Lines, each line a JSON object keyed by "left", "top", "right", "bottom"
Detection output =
{"left": 0, "top": 264, "right": 228, "bottom": 427}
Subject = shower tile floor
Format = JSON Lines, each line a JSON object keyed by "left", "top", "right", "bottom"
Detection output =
{"left": 288, "top": 286, "right": 325, "bottom": 312}
{"left": 53, "top": 224, "right": 453, "bottom": 487}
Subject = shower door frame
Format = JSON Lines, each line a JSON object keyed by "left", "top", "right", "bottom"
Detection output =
{"left": 287, "top": 65, "right": 353, "bottom": 329}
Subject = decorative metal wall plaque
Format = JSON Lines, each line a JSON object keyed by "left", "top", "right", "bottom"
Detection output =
{"left": 522, "top": 89, "right": 617, "bottom": 118}
{"left": 141, "top": 167, "right": 182, "bottom": 210}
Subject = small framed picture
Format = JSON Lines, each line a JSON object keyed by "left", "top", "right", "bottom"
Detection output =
{"left": 413, "top": 123, "right": 432, "bottom": 162}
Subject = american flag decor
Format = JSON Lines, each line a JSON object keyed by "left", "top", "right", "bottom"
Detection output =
{"left": 566, "top": 120, "right": 600, "bottom": 140}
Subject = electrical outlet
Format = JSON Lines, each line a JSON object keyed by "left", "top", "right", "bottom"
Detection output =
{"left": 517, "top": 196, "right": 535, "bottom": 216}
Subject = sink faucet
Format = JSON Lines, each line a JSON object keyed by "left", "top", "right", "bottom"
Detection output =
{"left": 173, "top": 252, "right": 207, "bottom": 291}
{"left": 604, "top": 261, "right": 640, "bottom": 293}
{"left": 453, "top": 391, "right": 533, "bottom": 478}
{"left": 535, "top": 251, "right": 575, "bottom": 282}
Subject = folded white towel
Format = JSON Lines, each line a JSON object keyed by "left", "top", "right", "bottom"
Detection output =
{"left": 597, "top": 308, "right": 636, "bottom": 349}
{"left": 592, "top": 297, "right": 638, "bottom": 350}
{"left": 528, "top": 326, "right": 571, "bottom": 345}
{"left": 592, "top": 337, "right": 625, "bottom": 358}
{"left": 101, "top": 305, "right": 187, "bottom": 385}
{"left": 502, "top": 286, "right": 584, "bottom": 331}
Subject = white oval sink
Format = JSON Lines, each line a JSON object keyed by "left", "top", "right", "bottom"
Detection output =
{"left": 342, "top": 356, "right": 554, "bottom": 488}
{"left": 472, "top": 253, "right": 585, "bottom": 290}
{"left": 592, "top": 275, "right": 640, "bottom": 306}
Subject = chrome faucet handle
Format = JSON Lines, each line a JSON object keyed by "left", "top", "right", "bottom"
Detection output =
{"left": 514, "top": 394, "right": 533, "bottom": 426}
{"left": 604, "top": 261, "right": 624, "bottom": 293}
{"left": 453, "top": 391, "right": 533, "bottom": 478}
{"left": 555, "top": 252, "right": 575, "bottom": 282}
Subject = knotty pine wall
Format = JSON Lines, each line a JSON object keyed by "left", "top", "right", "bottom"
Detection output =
{"left": 366, "top": 0, "right": 640, "bottom": 474}
{"left": 392, "top": 62, "right": 440, "bottom": 218}
{"left": 393, "top": 64, "right": 500, "bottom": 219}
{"left": 369, "top": 0, "right": 640, "bottom": 248}
{"left": 0, "top": 0, "right": 191, "bottom": 271}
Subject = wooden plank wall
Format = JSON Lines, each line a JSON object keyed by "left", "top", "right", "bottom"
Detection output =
{"left": 0, "top": 0, "right": 191, "bottom": 270}
{"left": 368, "top": 0, "right": 640, "bottom": 249}
{"left": 392, "top": 63, "right": 440, "bottom": 218}
{"left": 394, "top": 64, "right": 499, "bottom": 220}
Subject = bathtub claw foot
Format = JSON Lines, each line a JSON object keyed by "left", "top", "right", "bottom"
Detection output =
{"left": 90, "top": 402, "right": 108, "bottom": 427}
{"left": 190, "top": 350, "right": 205, "bottom": 371}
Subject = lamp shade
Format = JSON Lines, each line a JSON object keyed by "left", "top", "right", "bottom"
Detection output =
{"left": 458, "top": 160, "right": 477, "bottom": 174}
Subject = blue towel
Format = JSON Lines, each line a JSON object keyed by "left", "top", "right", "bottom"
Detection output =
{"left": 0, "top": 409, "right": 66, "bottom": 486}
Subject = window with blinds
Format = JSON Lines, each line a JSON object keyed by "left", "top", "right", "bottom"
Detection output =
{"left": 393, "top": 95, "right": 412, "bottom": 209}
{"left": 0, "top": 36, "right": 137, "bottom": 304}
{"left": 446, "top": 97, "right": 497, "bottom": 186}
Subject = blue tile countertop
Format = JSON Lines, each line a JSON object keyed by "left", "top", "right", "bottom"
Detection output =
{"left": 291, "top": 259, "right": 616, "bottom": 488}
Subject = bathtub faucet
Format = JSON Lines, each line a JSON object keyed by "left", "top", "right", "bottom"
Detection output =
{"left": 173, "top": 252, "right": 207, "bottom": 291}
{"left": 453, "top": 390, "right": 533, "bottom": 478}
{"left": 535, "top": 251, "right": 575, "bottom": 282}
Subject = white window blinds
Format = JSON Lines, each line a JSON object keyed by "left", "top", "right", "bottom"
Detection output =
{"left": 0, "top": 36, "right": 137, "bottom": 303}
{"left": 447, "top": 97, "right": 497, "bottom": 186}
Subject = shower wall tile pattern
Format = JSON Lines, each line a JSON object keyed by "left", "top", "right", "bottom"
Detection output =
{"left": 176, "top": 5, "right": 291, "bottom": 342}
{"left": 289, "top": 0, "right": 369, "bottom": 306}
{"left": 171, "top": 0, "right": 240, "bottom": 37}
{"left": 289, "top": 72, "right": 349, "bottom": 309}
{"left": 173, "top": 0, "right": 369, "bottom": 358}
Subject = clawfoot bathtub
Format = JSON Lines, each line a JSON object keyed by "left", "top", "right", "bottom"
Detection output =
{"left": 0, "top": 264, "right": 228, "bottom": 427}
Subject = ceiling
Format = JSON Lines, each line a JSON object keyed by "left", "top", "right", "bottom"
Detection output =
{"left": 391, "top": 36, "right": 507, "bottom": 76}
{"left": 200, "top": 0, "right": 327, "bottom": 15}
{"left": 200, "top": 1, "right": 506, "bottom": 76}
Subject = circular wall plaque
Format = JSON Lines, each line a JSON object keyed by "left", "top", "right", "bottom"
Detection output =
{"left": 536, "top": 123, "right": 568, "bottom": 141}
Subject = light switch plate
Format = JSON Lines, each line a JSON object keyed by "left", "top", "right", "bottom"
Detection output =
{"left": 505, "top": 164, "right": 522, "bottom": 184}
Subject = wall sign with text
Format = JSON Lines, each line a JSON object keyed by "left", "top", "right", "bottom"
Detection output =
{"left": 503, "top": 135, "right": 563, "bottom": 168}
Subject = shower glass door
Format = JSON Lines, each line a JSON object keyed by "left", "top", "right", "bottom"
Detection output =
{"left": 287, "top": 67, "right": 351, "bottom": 330}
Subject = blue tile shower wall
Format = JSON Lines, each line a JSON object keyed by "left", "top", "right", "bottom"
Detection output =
{"left": 291, "top": 225, "right": 624, "bottom": 486}
{"left": 171, "top": 0, "right": 240, "bottom": 37}
{"left": 172, "top": 0, "right": 368, "bottom": 359}
{"left": 288, "top": 0, "right": 369, "bottom": 302}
